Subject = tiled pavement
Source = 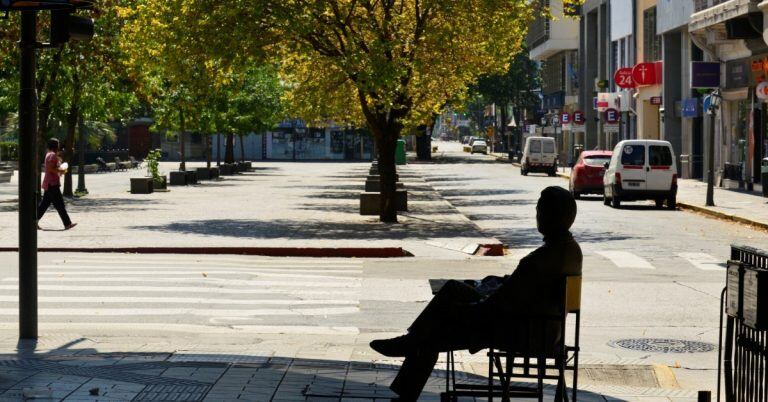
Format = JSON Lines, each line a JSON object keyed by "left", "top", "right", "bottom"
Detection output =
{"left": 0, "top": 353, "right": 704, "bottom": 402}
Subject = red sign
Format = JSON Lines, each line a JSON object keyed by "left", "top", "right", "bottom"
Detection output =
{"left": 614, "top": 68, "right": 635, "bottom": 88}
{"left": 561, "top": 112, "right": 571, "bottom": 124}
{"left": 632, "top": 62, "right": 662, "bottom": 86}
{"left": 573, "top": 111, "right": 585, "bottom": 125}
{"left": 604, "top": 108, "right": 620, "bottom": 124}
{"left": 650, "top": 96, "right": 663, "bottom": 105}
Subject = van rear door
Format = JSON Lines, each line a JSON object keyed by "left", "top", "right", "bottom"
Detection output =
{"left": 528, "top": 139, "right": 542, "bottom": 165}
{"left": 541, "top": 139, "right": 556, "bottom": 165}
{"left": 647, "top": 144, "right": 674, "bottom": 191}
{"left": 620, "top": 143, "right": 646, "bottom": 191}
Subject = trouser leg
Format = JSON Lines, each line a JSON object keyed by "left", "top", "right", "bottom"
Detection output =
{"left": 408, "top": 280, "right": 482, "bottom": 339}
{"left": 37, "top": 189, "right": 53, "bottom": 220}
{"left": 390, "top": 351, "right": 439, "bottom": 401}
{"left": 48, "top": 186, "right": 71, "bottom": 227}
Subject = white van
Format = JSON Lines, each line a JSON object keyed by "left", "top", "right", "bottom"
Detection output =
{"left": 521, "top": 136, "right": 557, "bottom": 176}
{"left": 603, "top": 140, "right": 678, "bottom": 209}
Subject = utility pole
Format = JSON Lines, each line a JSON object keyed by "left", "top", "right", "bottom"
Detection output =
{"left": 18, "top": 10, "right": 38, "bottom": 340}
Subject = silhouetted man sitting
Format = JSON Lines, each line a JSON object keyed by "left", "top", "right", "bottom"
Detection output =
{"left": 370, "top": 186, "right": 582, "bottom": 401}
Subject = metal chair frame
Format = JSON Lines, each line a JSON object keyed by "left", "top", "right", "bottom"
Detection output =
{"left": 441, "top": 276, "right": 581, "bottom": 402}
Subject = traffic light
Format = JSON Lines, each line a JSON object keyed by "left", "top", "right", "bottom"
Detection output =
{"left": 50, "top": 9, "right": 94, "bottom": 45}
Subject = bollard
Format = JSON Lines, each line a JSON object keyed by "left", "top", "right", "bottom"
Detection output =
{"left": 697, "top": 390, "right": 711, "bottom": 402}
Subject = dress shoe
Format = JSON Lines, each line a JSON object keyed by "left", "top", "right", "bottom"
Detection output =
{"left": 369, "top": 334, "right": 416, "bottom": 357}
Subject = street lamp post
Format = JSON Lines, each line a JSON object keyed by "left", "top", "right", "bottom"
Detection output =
{"left": 2, "top": 0, "right": 94, "bottom": 340}
{"left": 76, "top": 117, "right": 87, "bottom": 194}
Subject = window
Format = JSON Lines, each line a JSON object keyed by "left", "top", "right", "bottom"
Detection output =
{"left": 530, "top": 140, "right": 542, "bottom": 153}
{"left": 543, "top": 140, "right": 555, "bottom": 153}
{"left": 584, "top": 155, "right": 612, "bottom": 167}
{"left": 643, "top": 7, "right": 661, "bottom": 62}
{"left": 621, "top": 145, "right": 645, "bottom": 166}
{"left": 649, "top": 146, "right": 673, "bottom": 166}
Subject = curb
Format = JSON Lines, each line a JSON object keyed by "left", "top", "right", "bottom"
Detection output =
{"left": 677, "top": 202, "right": 768, "bottom": 232}
{"left": 0, "top": 247, "right": 414, "bottom": 258}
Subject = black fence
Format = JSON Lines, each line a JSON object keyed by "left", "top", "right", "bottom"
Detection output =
{"left": 719, "top": 245, "right": 768, "bottom": 402}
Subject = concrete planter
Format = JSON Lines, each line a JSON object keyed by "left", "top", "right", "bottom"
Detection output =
{"left": 238, "top": 162, "right": 248, "bottom": 172}
{"left": 130, "top": 177, "right": 154, "bottom": 194}
{"left": 185, "top": 170, "right": 198, "bottom": 185}
{"left": 220, "top": 164, "right": 234, "bottom": 176}
{"left": 153, "top": 176, "right": 167, "bottom": 190}
{"left": 359, "top": 190, "right": 408, "bottom": 215}
{"left": 196, "top": 167, "right": 211, "bottom": 181}
{"left": 365, "top": 180, "right": 405, "bottom": 193}
{"left": 367, "top": 174, "right": 399, "bottom": 182}
{"left": 169, "top": 171, "right": 187, "bottom": 186}
{"left": 210, "top": 167, "right": 220, "bottom": 179}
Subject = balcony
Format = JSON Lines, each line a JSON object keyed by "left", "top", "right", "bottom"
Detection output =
{"left": 526, "top": 15, "right": 579, "bottom": 61}
{"left": 695, "top": 0, "right": 736, "bottom": 12}
{"left": 527, "top": 15, "right": 550, "bottom": 51}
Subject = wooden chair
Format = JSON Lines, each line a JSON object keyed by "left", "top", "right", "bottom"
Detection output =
{"left": 114, "top": 157, "right": 128, "bottom": 171}
{"left": 96, "top": 157, "right": 112, "bottom": 173}
{"left": 441, "top": 275, "right": 582, "bottom": 402}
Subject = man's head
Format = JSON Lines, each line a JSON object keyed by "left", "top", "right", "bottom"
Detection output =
{"left": 536, "top": 186, "right": 577, "bottom": 236}
{"left": 47, "top": 138, "right": 60, "bottom": 152}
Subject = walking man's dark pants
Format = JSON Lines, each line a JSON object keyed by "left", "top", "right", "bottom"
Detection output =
{"left": 38, "top": 185, "right": 72, "bottom": 227}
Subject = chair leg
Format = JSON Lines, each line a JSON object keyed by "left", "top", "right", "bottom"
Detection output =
{"left": 573, "top": 313, "right": 581, "bottom": 402}
{"left": 488, "top": 349, "right": 494, "bottom": 402}
{"left": 537, "top": 358, "right": 545, "bottom": 402}
{"left": 445, "top": 351, "right": 450, "bottom": 397}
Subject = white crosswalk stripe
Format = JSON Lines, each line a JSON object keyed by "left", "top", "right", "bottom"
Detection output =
{"left": 678, "top": 252, "right": 726, "bottom": 271}
{"left": 596, "top": 251, "right": 655, "bottom": 270}
{"left": 0, "top": 255, "right": 363, "bottom": 333}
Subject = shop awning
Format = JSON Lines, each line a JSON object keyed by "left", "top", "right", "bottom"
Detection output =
{"left": 689, "top": 0, "right": 759, "bottom": 32}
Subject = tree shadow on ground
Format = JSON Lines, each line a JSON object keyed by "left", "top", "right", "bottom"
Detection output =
{"left": 422, "top": 176, "right": 487, "bottom": 183}
{"left": 431, "top": 155, "right": 508, "bottom": 165}
{"left": 67, "top": 197, "right": 166, "bottom": 213}
{"left": 448, "top": 198, "right": 536, "bottom": 208}
{"left": 130, "top": 218, "right": 483, "bottom": 240}
{"left": 490, "top": 227, "right": 645, "bottom": 248}
{"left": 439, "top": 189, "right": 525, "bottom": 197}
{"left": 2, "top": 341, "right": 606, "bottom": 401}
{"left": 310, "top": 191, "right": 444, "bottom": 202}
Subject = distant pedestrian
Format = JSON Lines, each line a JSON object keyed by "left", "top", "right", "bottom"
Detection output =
{"left": 37, "top": 138, "right": 77, "bottom": 230}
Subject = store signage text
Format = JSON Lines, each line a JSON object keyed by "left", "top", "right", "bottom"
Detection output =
{"left": 650, "top": 96, "right": 663, "bottom": 106}
{"left": 690, "top": 62, "right": 721, "bottom": 89}
{"left": 614, "top": 68, "right": 635, "bottom": 89}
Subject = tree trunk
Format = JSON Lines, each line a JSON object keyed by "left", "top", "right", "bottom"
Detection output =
{"left": 205, "top": 135, "right": 212, "bottom": 169}
{"left": 62, "top": 103, "right": 78, "bottom": 197}
{"left": 179, "top": 109, "right": 186, "bottom": 171}
{"left": 499, "top": 105, "right": 508, "bottom": 152}
{"left": 225, "top": 133, "right": 234, "bottom": 163}
{"left": 239, "top": 135, "right": 245, "bottom": 162}
{"left": 35, "top": 47, "right": 65, "bottom": 198}
{"left": 375, "top": 132, "right": 398, "bottom": 223}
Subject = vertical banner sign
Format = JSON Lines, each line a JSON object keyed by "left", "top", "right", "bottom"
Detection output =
{"left": 690, "top": 62, "right": 721, "bottom": 89}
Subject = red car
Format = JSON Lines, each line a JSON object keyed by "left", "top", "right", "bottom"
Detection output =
{"left": 569, "top": 150, "right": 613, "bottom": 199}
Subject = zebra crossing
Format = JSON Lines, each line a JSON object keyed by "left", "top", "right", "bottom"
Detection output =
{"left": 508, "top": 248, "right": 727, "bottom": 272}
{"left": 0, "top": 255, "right": 364, "bottom": 333}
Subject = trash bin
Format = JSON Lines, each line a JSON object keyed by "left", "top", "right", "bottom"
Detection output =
{"left": 762, "top": 158, "right": 768, "bottom": 197}
{"left": 395, "top": 139, "right": 407, "bottom": 165}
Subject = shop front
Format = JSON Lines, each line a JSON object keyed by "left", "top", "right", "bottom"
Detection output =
{"left": 722, "top": 56, "right": 768, "bottom": 189}
{"left": 632, "top": 62, "right": 663, "bottom": 141}
{"left": 266, "top": 120, "right": 374, "bottom": 161}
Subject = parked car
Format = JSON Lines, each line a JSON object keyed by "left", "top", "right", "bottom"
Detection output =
{"left": 521, "top": 136, "right": 557, "bottom": 176}
{"left": 569, "top": 150, "right": 612, "bottom": 198}
{"left": 603, "top": 139, "right": 677, "bottom": 209}
{"left": 470, "top": 140, "right": 488, "bottom": 154}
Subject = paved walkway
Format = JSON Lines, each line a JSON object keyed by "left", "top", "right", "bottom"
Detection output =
{"left": 490, "top": 152, "right": 768, "bottom": 230}
{"left": 0, "top": 162, "right": 499, "bottom": 258}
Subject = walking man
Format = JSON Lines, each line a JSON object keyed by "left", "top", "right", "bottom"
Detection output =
{"left": 37, "top": 138, "right": 77, "bottom": 230}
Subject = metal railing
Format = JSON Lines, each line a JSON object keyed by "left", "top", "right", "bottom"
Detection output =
{"left": 719, "top": 245, "right": 768, "bottom": 402}
{"left": 527, "top": 16, "right": 550, "bottom": 50}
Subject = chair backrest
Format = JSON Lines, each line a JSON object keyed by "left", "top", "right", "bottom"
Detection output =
{"left": 115, "top": 157, "right": 121, "bottom": 162}
{"left": 565, "top": 275, "right": 582, "bottom": 314}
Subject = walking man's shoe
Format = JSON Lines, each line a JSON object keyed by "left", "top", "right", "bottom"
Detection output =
{"left": 370, "top": 335, "right": 416, "bottom": 357}
{"left": 65, "top": 223, "right": 78, "bottom": 230}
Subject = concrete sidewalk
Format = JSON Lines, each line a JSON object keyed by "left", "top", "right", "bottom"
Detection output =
{"left": 490, "top": 152, "right": 768, "bottom": 231}
{"left": 0, "top": 161, "right": 501, "bottom": 258}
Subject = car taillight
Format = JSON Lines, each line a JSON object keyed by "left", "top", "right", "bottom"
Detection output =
{"left": 672, "top": 173, "right": 677, "bottom": 187}
{"left": 615, "top": 172, "right": 621, "bottom": 187}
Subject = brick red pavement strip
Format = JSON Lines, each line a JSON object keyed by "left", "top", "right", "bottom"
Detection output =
{"left": 0, "top": 246, "right": 413, "bottom": 258}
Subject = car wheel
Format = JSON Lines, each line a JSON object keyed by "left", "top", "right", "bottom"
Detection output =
{"left": 611, "top": 194, "right": 621, "bottom": 208}
{"left": 521, "top": 168, "right": 527, "bottom": 176}
{"left": 667, "top": 195, "right": 677, "bottom": 210}
{"left": 655, "top": 198, "right": 664, "bottom": 209}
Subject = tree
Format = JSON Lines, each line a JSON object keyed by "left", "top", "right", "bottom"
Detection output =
{"left": 268, "top": 0, "right": 541, "bottom": 222}
{"left": 471, "top": 48, "right": 540, "bottom": 152}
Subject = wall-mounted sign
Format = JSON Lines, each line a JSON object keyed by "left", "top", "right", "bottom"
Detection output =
{"left": 604, "top": 108, "right": 620, "bottom": 124}
{"left": 691, "top": 61, "right": 721, "bottom": 89}
{"left": 614, "top": 68, "right": 635, "bottom": 88}
{"left": 604, "top": 123, "right": 620, "bottom": 133}
{"left": 757, "top": 81, "right": 768, "bottom": 100}
{"left": 561, "top": 112, "right": 571, "bottom": 124}
{"left": 597, "top": 92, "right": 622, "bottom": 112}
{"left": 681, "top": 98, "right": 700, "bottom": 118}
{"left": 632, "top": 62, "right": 662, "bottom": 86}
{"left": 650, "top": 96, "right": 663, "bottom": 106}
{"left": 726, "top": 59, "right": 751, "bottom": 89}
{"left": 573, "top": 111, "right": 585, "bottom": 125}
